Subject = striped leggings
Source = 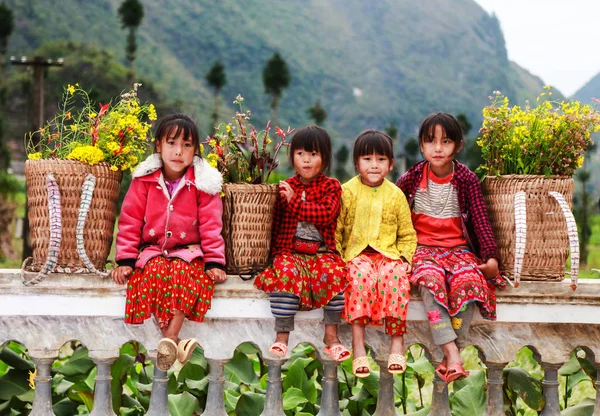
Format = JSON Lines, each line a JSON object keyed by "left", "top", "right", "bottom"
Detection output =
{"left": 270, "top": 292, "right": 345, "bottom": 332}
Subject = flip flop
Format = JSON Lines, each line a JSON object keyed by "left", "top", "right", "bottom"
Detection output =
{"left": 156, "top": 338, "right": 178, "bottom": 371}
{"left": 352, "top": 356, "right": 370, "bottom": 378}
{"left": 323, "top": 344, "right": 351, "bottom": 362}
{"left": 269, "top": 342, "right": 288, "bottom": 357}
{"left": 177, "top": 339, "right": 198, "bottom": 366}
{"left": 387, "top": 353, "right": 407, "bottom": 374}
{"left": 445, "top": 362, "right": 470, "bottom": 383}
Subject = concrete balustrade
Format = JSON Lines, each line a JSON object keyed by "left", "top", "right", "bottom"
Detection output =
{"left": 1, "top": 270, "right": 600, "bottom": 415}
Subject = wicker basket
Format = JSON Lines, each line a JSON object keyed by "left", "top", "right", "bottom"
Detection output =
{"left": 482, "top": 175, "right": 574, "bottom": 281}
{"left": 25, "top": 159, "right": 122, "bottom": 272}
{"left": 222, "top": 183, "right": 278, "bottom": 275}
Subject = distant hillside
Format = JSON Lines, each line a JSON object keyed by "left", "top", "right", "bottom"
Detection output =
{"left": 573, "top": 73, "right": 600, "bottom": 103}
{"left": 4, "top": 0, "right": 550, "bottom": 138}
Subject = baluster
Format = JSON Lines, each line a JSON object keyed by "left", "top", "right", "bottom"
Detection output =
{"left": 261, "top": 358, "right": 285, "bottom": 416}
{"left": 146, "top": 358, "right": 169, "bottom": 416}
{"left": 373, "top": 358, "right": 395, "bottom": 416}
{"left": 90, "top": 358, "right": 117, "bottom": 416}
{"left": 429, "top": 360, "right": 451, "bottom": 416}
{"left": 316, "top": 360, "right": 342, "bottom": 416}
{"left": 29, "top": 357, "right": 56, "bottom": 416}
{"left": 540, "top": 363, "right": 561, "bottom": 416}
{"left": 202, "top": 358, "right": 228, "bottom": 416}
{"left": 486, "top": 362, "right": 506, "bottom": 416}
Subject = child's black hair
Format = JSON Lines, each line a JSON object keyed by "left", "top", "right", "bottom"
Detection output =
{"left": 153, "top": 114, "right": 201, "bottom": 156}
{"left": 352, "top": 129, "right": 394, "bottom": 167}
{"left": 418, "top": 113, "right": 464, "bottom": 151}
{"left": 288, "top": 125, "right": 333, "bottom": 172}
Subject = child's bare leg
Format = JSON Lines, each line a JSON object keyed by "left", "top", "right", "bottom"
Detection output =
{"left": 323, "top": 324, "right": 340, "bottom": 346}
{"left": 162, "top": 310, "right": 185, "bottom": 343}
{"left": 443, "top": 340, "right": 462, "bottom": 367}
{"left": 351, "top": 323, "right": 368, "bottom": 374}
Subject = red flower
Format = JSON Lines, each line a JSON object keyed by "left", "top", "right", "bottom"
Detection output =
{"left": 275, "top": 126, "right": 285, "bottom": 137}
{"left": 98, "top": 102, "right": 110, "bottom": 118}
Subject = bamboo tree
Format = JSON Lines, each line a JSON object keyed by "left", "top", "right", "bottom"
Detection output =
{"left": 262, "top": 52, "right": 290, "bottom": 126}
{"left": 205, "top": 60, "right": 227, "bottom": 132}
{"left": 118, "top": 0, "right": 144, "bottom": 80}
{"left": 307, "top": 101, "right": 327, "bottom": 126}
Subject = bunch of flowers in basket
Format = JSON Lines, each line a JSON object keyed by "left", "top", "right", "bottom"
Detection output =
{"left": 203, "top": 94, "right": 294, "bottom": 184}
{"left": 478, "top": 86, "right": 600, "bottom": 177}
{"left": 27, "top": 83, "right": 157, "bottom": 171}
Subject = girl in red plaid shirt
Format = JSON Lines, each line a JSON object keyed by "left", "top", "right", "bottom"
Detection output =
{"left": 397, "top": 113, "right": 504, "bottom": 383}
{"left": 254, "top": 126, "right": 350, "bottom": 361}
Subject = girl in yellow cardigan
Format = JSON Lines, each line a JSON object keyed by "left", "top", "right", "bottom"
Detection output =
{"left": 336, "top": 130, "right": 417, "bottom": 377}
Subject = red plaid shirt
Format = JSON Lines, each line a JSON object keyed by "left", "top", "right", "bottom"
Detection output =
{"left": 271, "top": 173, "right": 342, "bottom": 255}
{"left": 396, "top": 160, "right": 499, "bottom": 263}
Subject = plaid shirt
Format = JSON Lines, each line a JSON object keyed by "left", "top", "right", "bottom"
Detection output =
{"left": 396, "top": 160, "right": 499, "bottom": 263}
{"left": 271, "top": 173, "right": 342, "bottom": 255}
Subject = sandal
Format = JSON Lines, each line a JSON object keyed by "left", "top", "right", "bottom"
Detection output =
{"left": 269, "top": 342, "right": 288, "bottom": 358}
{"left": 445, "top": 362, "right": 469, "bottom": 383}
{"left": 323, "top": 344, "right": 351, "bottom": 362}
{"left": 435, "top": 359, "right": 447, "bottom": 381}
{"left": 387, "top": 354, "right": 407, "bottom": 374}
{"left": 352, "top": 356, "right": 370, "bottom": 378}
{"left": 177, "top": 339, "right": 198, "bottom": 366}
{"left": 156, "top": 338, "right": 178, "bottom": 371}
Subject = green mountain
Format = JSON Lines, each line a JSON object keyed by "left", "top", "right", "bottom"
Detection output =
{"left": 4, "top": 0, "right": 551, "bottom": 139}
{"left": 573, "top": 73, "right": 600, "bottom": 103}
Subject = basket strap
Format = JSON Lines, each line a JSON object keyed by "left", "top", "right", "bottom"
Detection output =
{"left": 227, "top": 193, "right": 261, "bottom": 281}
{"left": 512, "top": 191, "right": 527, "bottom": 288}
{"left": 76, "top": 174, "right": 109, "bottom": 278}
{"left": 23, "top": 174, "right": 62, "bottom": 286}
{"left": 548, "top": 192, "right": 579, "bottom": 290}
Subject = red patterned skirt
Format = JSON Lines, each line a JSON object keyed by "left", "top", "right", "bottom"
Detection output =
{"left": 410, "top": 246, "right": 499, "bottom": 320}
{"left": 125, "top": 256, "right": 214, "bottom": 327}
{"left": 254, "top": 251, "right": 347, "bottom": 310}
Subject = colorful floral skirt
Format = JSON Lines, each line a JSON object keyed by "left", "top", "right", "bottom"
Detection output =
{"left": 125, "top": 256, "right": 214, "bottom": 327}
{"left": 344, "top": 251, "right": 410, "bottom": 329}
{"left": 410, "top": 246, "right": 498, "bottom": 320}
{"left": 254, "top": 251, "right": 347, "bottom": 310}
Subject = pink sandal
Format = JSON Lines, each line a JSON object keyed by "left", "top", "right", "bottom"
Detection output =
{"left": 445, "top": 363, "right": 469, "bottom": 383}
{"left": 269, "top": 342, "right": 288, "bottom": 357}
{"left": 323, "top": 344, "right": 351, "bottom": 362}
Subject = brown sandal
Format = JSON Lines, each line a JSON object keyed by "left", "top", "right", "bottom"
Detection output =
{"left": 352, "top": 356, "right": 370, "bottom": 378}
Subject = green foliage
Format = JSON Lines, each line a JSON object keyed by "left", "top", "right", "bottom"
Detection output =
{"left": 334, "top": 143, "right": 351, "bottom": 182}
{"left": 0, "top": 1, "right": 13, "bottom": 51}
{"left": 206, "top": 61, "right": 227, "bottom": 93}
{"left": 307, "top": 101, "right": 327, "bottom": 126}
{"left": 118, "top": 0, "right": 144, "bottom": 29}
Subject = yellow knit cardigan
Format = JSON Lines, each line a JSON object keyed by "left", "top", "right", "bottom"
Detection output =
{"left": 335, "top": 176, "right": 417, "bottom": 263}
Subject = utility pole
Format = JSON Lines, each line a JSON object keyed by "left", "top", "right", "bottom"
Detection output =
{"left": 11, "top": 55, "right": 63, "bottom": 260}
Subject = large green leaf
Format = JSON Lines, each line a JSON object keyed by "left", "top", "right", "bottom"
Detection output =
{"left": 560, "top": 398, "right": 595, "bottom": 416}
{"left": 406, "top": 355, "right": 434, "bottom": 375}
{"left": 225, "top": 350, "right": 259, "bottom": 385}
{"left": 0, "top": 369, "right": 31, "bottom": 400}
{"left": 283, "top": 357, "right": 317, "bottom": 404}
{"left": 178, "top": 362, "right": 206, "bottom": 384}
{"left": 565, "top": 370, "right": 592, "bottom": 395}
{"left": 236, "top": 392, "right": 266, "bottom": 416}
{"left": 449, "top": 384, "right": 486, "bottom": 416}
{"left": 453, "top": 369, "right": 486, "bottom": 391}
{"left": 185, "top": 375, "right": 209, "bottom": 392}
{"left": 283, "top": 387, "right": 309, "bottom": 410}
{"left": 56, "top": 347, "right": 95, "bottom": 376}
{"left": 504, "top": 367, "right": 545, "bottom": 411}
{"left": 407, "top": 407, "right": 431, "bottom": 416}
{"left": 560, "top": 354, "right": 583, "bottom": 377}
{"left": 237, "top": 343, "right": 261, "bottom": 355}
{"left": 53, "top": 397, "right": 79, "bottom": 416}
{"left": 111, "top": 351, "right": 135, "bottom": 413}
{"left": 167, "top": 392, "right": 199, "bottom": 416}
{"left": 0, "top": 347, "right": 34, "bottom": 370}
{"left": 224, "top": 389, "right": 241, "bottom": 413}
{"left": 359, "top": 370, "right": 380, "bottom": 398}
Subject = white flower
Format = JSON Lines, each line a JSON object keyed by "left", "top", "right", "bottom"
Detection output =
{"left": 180, "top": 232, "right": 186, "bottom": 239}
{"left": 149, "top": 229, "right": 155, "bottom": 236}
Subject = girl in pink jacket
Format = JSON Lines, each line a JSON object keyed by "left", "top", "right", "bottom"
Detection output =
{"left": 111, "top": 114, "right": 226, "bottom": 371}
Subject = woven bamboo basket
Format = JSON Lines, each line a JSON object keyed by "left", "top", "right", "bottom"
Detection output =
{"left": 25, "top": 159, "right": 122, "bottom": 272}
{"left": 482, "top": 175, "right": 574, "bottom": 281}
{"left": 222, "top": 183, "right": 278, "bottom": 275}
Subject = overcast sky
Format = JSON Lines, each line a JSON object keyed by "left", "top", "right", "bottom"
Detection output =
{"left": 474, "top": 0, "right": 600, "bottom": 97}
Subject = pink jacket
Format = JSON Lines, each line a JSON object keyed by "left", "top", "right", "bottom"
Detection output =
{"left": 116, "top": 154, "right": 225, "bottom": 270}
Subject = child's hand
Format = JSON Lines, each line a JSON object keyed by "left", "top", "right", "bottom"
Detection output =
{"left": 478, "top": 258, "right": 499, "bottom": 280}
{"left": 206, "top": 268, "right": 227, "bottom": 283}
{"left": 279, "top": 181, "right": 295, "bottom": 202}
{"left": 402, "top": 261, "right": 412, "bottom": 274}
{"left": 111, "top": 266, "right": 133, "bottom": 285}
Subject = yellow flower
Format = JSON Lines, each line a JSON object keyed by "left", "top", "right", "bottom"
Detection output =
{"left": 66, "top": 145, "right": 105, "bottom": 165}
{"left": 28, "top": 152, "right": 42, "bottom": 160}
{"left": 28, "top": 368, "right": 37, "bottom": 389}
{"left": 226, "top": 125, "right": 232, "bottom": 133}
{"left": 110, "top": 165, "right": 118, "bottom": 171}
{"left": 67, "top": 84, "right": 76, "bottom": 95}
{"left": 148, "top": 104, "right": 157, "bottom": 121}
{"left": 89, "top": 112, "right": 97, "bottom": 119}
{"left": 576, "top": 156, "right": 584, "bottom": 169}
{"left": 70, "top": 125, "right": 77, "bottom": 132}
{"left": 246, "top": 177, "right": 252, "bottom": 182}
{"left": 200, "top": 143, "right": 205, "bottom": 153}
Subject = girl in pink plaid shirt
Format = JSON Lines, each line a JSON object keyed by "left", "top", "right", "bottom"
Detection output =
{"left": 397, "top": 113, "right": 504, "bottom": 383}
{"left": 254, "top": 126, "right": 350, "bottom": 361}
